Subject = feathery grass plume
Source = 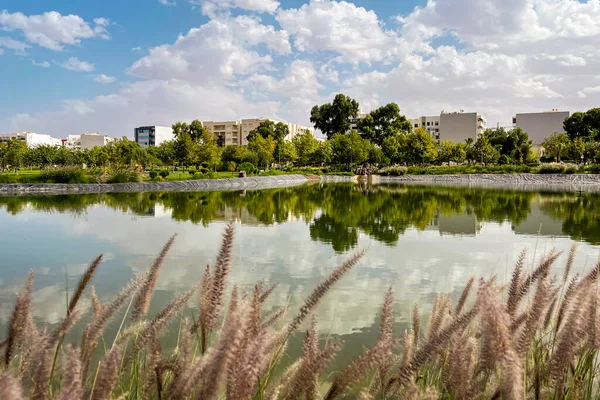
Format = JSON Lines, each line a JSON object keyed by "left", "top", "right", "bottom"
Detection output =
{"left": 426, "top": 294, "right": 450, "bottom": 341}
{"left": 412, "top": 304, "right": 420, "bottom": 346}
{"left": 4, "top": 270, "right": 34, "bottom": 366}
{"left": 564, "top": 243, "right": 577, "bottom": 282}
{"left": 206, "top": 222, "right": 235, "bottom": 330}
{"left": 191, "top": 264, "right": 212, "bottom": 336}
{"left": 549, "top": 286, "right": 591, "bottom": 392}
{"left": 506, "top": 249, "right": 526, "bottom": 318}
{"left": 556, "top": 273, "right": 580, "bottom": 330}
{"left": 389, "top": 304, "right": 479, "bottom": 392}
{"left": 290, "top": 250, "right": 365, "bottom": 334}
{"left": 261, "top": 308, "right": 286, "bottom": 330}
{"left": 516, "top": 275, "right": 551, "bottom": 355}
{"left": 358, "top": 390, "right": 374, "bottom": 400}
{"left": 131, "top": 234, "right": 176, "bottom": 322}
{"left": 266, "top": 360, "right": 301, "bottom": 400}
{"left": 0, "top": 371, "right": 24, "bottom": 400}
{"left": 324, "top": 340, "right": 393, "bottom": 400}
{"left": 444, "top": 336, "right": 476, "bottom": 399}
{"left": 516, "top": 250, "right": 561, "bottom": 310}
{"left": 400, "top": 330, "right": 414, "bottom": 370}
{"left": 259, "top": 282, "right": 279, "bottom": 303}
{"left": 283, "top": 316, "right": 320, "bottom": 399}
{"left": 90, "top": 346, "right": 121, "bottom": 400}
{"left": 586, "top": 290, "right": 600, "bottom": 348}
{"left": 32, "top": 311, "right": 81, "bottom": 400}
{"left": 379, "top": 288, "right": 394, "bottom": 344}
{"left": 80, "top": 276, "right": 143, "bottom": 375}
{"left": 477, "top": 281, "right": 523, "bottom": 400}
{"left": 228, "top": 333, "right": 272, "bottom": 399}
{"left": 455, "top": 277, "right": 474, "bottom": 316}
{"left": 90, "top": 286, "right": 101, "bottom": 319}
{"left": 68, "top": 254, "right": 102, "bottom": 316}
{"left": 543, "top": 294, "right": 559, "bottom": 331}
{"left": 56, "top": 345, "right": 83, "bottom": 400}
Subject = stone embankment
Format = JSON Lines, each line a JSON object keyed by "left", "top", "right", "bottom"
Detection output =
{"left": 374, "top": 173, "right": 600, "bottom": 185}
{"left": 0, "top": 175, "right": 308, "bottom": 196}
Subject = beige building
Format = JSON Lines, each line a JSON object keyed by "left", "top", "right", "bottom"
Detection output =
{"left": 65, "top": 133, "right": 112, "bottom": 150}
{"left": 512, "top": 110, "right": 570, "bottom": 145}
{"left": 204, "top": 118, "right": 312, "bottom": 146}
{"left": 409, "top": 111, "right": 485, "bottom": 143}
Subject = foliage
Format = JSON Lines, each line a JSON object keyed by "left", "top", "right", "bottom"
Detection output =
{"left": 247, "top": 120, "right": 289, "bottom": 142}
{"left": 538, "top": 163, "right": 568, "bottom": 174}
{"left": 472, "top": 135, "right": 500, "bottom": 165}
{"left": 542, "top": 133, "right": 571, "bottom": 162}
{"left": 310, "top": 94, "right": 360, "bottom": 139}
{"left": 247, "top": 135, "right": 276, "bottom": 168}
{"left": 564, "top": 108, "right": 600, "bottom": 140}
{"left": 38, "top": 168, "right": 90, "bottom": 184}
{"left": 404, "top": 128, "right": 438, "bottom": 164}
{"left": 293, "top": 130, "right": 319, "bottom": 166}
{"left": 149, "top": 171, "right": 158, "bottom": 180}
{"left": 158, "top": 170, "right": 170, "bottom": 178}
{"left": 274, "top": 139, "right": 297, "bottom": 165}
{"left": 329, "top": 131, "right": 369, "bottom": 166}
{"left": 238, "top": 162, "right": 258, "bottom": 174}
{"left": 378, "top": 165, "right": 408, "bottom": 176}
{"left": 356, "top": 102, "right": 412, "bottom": 146}
{"left": 437, "top": 140, "right": 466, "bottom": 165}
{"left": 106, "top": 168, "right": 141, "bottom": 183}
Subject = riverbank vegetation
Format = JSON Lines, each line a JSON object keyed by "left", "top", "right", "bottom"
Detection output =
{"left": 1, "top": 224, "right": 599, "bottom": 399}
{"left": 1, "top": 96, "right": 598, "bottom": 184}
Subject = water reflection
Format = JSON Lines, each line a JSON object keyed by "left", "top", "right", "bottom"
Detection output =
{"left": 0, "top": 183, "right": 598, "bottom": 368}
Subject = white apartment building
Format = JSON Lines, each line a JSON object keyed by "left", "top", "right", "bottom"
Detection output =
{"left": 410, "top": 111, "right": 486, "bottom": 143}
{"left": 349, "top": 113, "right": 369, "bottom": 131}
{"left": 65, "top": 133, "right": 113, "bottom": 150}
{"left": 512, "top": 110, "right": 570, "bottom": 145}
{"left": 134, "top": 126, "right": 174, "bottom": 148}
{"left": 0, "top": 131, "right": 62, "bottom": 148}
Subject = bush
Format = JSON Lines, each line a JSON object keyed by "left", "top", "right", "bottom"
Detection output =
{"left": 378, "top": 166, "right": 408, "bottom": 176}
{"left": 564, "top": 165, "right": 577, "bottom": 174}
{"left": 260, "top": 169, "right": 285, "bottom": 176}
{"left": 538, "top": 163, "right": 566, "bottom": 174}
{"left": 587, "top": 164, "right": 600, "bottom": 174}
{"left": 149, "top": 171, "right": 158, "bottom": 180}
{"left": 0, "top": 174, "right": 19, "bottom": 184}
{"left": 192, "top": 171, "right": 217, "bottom": 180}
{"left": 107, "top": 169, "right": 141, "bottom": 183}
{"left": 38, "top": 168, "right": 89, "bottom": 184}
{"left": 238, "top": 162, "right": 257, "bottom": 175}
{"left": 159, "top": 170, "right": 170, "bottom": 179}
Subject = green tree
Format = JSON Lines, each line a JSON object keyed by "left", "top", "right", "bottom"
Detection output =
{"left": 274, "top": 139, "right": 297, "bottom": 165}
{"left": 30, "top": 144, "right": 58, "bottom": 168}
{"left": 464, "top": 137, "right": 475, "bottom": 164}
{"left": 197, "top": 129, "right": 221, "bottom": 168}
{"left": 3, "top": 139, "right": 28, "bottom": 171}
{"left": 247, "top": 120, "right": 275, "bottom": 142}
{"left": 172, "top": 122, "right": 190, "bottom": 138}
{"left": 569, "top": 137, "right": 586, "bottom": 163}
{"left": 221, "top": 144, "right": 246, "bottom": 164}
{"left": 356, "top": 102, "right": 412, "bottom": 146}
{"left": 311, "top": 141, "right": 332, "bottom": 165}
{"left": 472, "top": 135, "right": 500, "bottom": 165}
{"left": 542, "top": 133, "right": 571, "bottom": 162}
{"left": 329, "top": 131, "right": 369, "bottom": 167}
{"left": 381, "top": 133, "right": 407, "bottom": 164}
{"left": 404, "top": 128, "right": 438, "bottom": 164}
{"left": 437, "top": 140, "right": 455, "bottom": 165}
{"left": 88, "top": 146, "right": 110, "bottom": 167}
{"left": 248, "top": 135, "right": 276, "bottom": 168}
{"left": 293, "top": 130, "right": 319, "bottom": 166}
{"left": 564, "top": 112, "right": 588, "bottom": 140}
{"left": 173, "top": 132, "right": 199, "bottom": 166}
{"left": 310, "top": 94, "right": 360, "bottom": 139}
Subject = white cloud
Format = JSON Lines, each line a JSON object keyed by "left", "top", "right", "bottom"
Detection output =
{"left": 132, "top": 46, "right": 142, "bottom": 51}
{"left": 276, "top": 0, "right": 401, "bottom": 64}
{"left": 0, "top": 49, "right": 4, "bottom": 56}
{"left": 61, "top": 57, "right": 95, "bottom": 72}
{"left": 32, "top": 60, "right": 50, "bottom": 68}
{"left": 0, "top": 36, "right": 30, "bottom": 53}
{"left": 194, "top": 0, "right": 280, "bottom": 16}
{"left": 578, "top": 86, "right": 600, "bottom": 99}
{"left": 159, "top": 0, "right": 177, "bottom": 6}
{"left": 0, "top": 10, "right": 110, "bottom": 50}
{"left": 128, "top": 15, "right": 289, "bottom": 83}
{"left": 93, "top": 74, "right": 117, "bottom": 84}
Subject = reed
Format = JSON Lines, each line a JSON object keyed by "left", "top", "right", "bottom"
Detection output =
{"left": 3, "top": 225, "right": 600, "bottom": 399}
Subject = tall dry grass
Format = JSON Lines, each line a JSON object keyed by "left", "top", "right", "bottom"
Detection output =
{"left": 0, "top": 228, "right": 599, "bottom": 399}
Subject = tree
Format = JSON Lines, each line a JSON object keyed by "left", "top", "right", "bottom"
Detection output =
{"left": 172, "top": 122, "right": 190, "bottom": 138}
{"left": 542, "top": 133, "right": 571, "bottom": 162}
{"left": 3, "top": 139, "right": 28, "bottom": 171}
{"left": 310, "top": 94, "right": 360, "bottom": 139}
{"left": 329, "top": 131, "right": 368, "bottom": 167}
{"left": 247, "top": 120, "right": 276, "bottom": 142}
{"left": 248, "top": 135, "right": 276, "bottom": 168}
{"left": 403, "top": 128, "right": 438, "bottom": 164}
{"left": 381, "top": 133, "right": 407, "bottom": 164}
{"left": 472, "top": 135, "right": 500, "bottom": 165}
{"left": 173, "top": 132, "right": 199, "bottom": 166}
{"left": 356, "top": 102, "right": 412, "bottom": 146}
{"left": 197, "top": 129, "right": 221, "bottom": 168}
{"left": 274, "top": 139, "right": 296, "bottom": 165}
{"left": 293, "top": 130, "right": 319, "bottom": 166}
{"left": 564, "top": 112, "right": 588, "bottom": 140}
{"left": 464, "top": 137, "right": 475, "bottom": 164}
{"left": 437, "top": 141, "right": 456, "bottom": 165}
{"left": 30, "top": 144, "right": 58, "bottom": 168}
{"left": 221, "top": 144, "right": 246, "bottom": 164}
{"left": 311, "top": 141, "right": 332, "bottom": 165}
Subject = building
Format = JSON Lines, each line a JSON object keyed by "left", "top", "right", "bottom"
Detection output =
{"left": 134, "top": 126, "right": 174, "bottom": 148}
{"left": 439, "top": 111, "right": 486, "bottom": 142}
{"left": 512, "top": 110, "right": 570, "bottom": 145}
{"left": 64, "top": 133, "right": 112, "bottom": 150}
{"left": 0, "top": 132, "right": 62, "bottom": 147}
{"left": 410, "top": 115, "right": 441, "bottom": 141}
{"left": 203, "top": 120, "right": 241, "bottom": 147}
{"left": 349, "top": 113, "right": 368, "bottom": 131}
{"left": 204, "top": 118, "right": 312, "bottom": 146}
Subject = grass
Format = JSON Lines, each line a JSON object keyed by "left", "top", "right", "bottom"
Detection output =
{"left": 2, "top": 225, "right": 600, "bottom": 399}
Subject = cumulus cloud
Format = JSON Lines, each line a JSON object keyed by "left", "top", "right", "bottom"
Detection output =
{"left": 93, "top": 74, "right": 117, "bottom": 84}
{"left": 128, "top": 15, "right": 289, "bottom": 83}
{"left": 193, "top": 0, "right": 280, "bottom": 16}
{"left": 0, "top": 10, "right": 110, "bottom": 50}
{"left": 0, "top": 36, "right": 30, "bottom": 53}
{"left": 159, "top": 0, "right": 177, "bottom": 6}
{"left": 61, "top": 57, "right": 95, "bottom": 72}
{"left": 32, "top": 60, "right": 50, "bottom": 68}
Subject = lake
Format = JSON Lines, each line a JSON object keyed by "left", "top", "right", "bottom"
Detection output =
{"left": 0, "top": 183, "right": 598, "bottom": 368}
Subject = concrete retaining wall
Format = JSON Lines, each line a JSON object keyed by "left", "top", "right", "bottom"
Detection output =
{"left": 374, "top": 174, "right": 600, "bottom": 185}
{"left": 0, "top": 175, "right": 308, "bottom": 196}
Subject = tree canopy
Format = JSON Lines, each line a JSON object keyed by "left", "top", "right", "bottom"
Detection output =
{"left": 356, "top": 102, "right": 412, "bottom": 146}
{"left": 310, "top": 94, "right": 360, "bottom": 139}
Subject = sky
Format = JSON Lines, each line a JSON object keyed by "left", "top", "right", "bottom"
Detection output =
{"left": 1, "top": 0, "right": 599, "bottom": 138}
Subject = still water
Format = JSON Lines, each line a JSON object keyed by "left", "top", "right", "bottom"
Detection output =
{"left": 0, "top": 183, "right": 599, "bottom": 365}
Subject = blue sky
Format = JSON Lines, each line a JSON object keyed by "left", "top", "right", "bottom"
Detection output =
{"left": 1, "top": 0, "right": 599, "bottom": 138}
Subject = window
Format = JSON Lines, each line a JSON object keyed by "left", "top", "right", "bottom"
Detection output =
{"left": 414, "top": 124, "right": 418, "bottom": 128}
{"left": 427, "top": 122, "right": 431, "bottom": 126}
{"left": 435, "top": 121, "right": 439, "bottom": 126}
{"left": 512, "top": 117, "right": 517, "bottom": 124}
{"left": 435, "top": 128, "right": 439, "bottom": 132}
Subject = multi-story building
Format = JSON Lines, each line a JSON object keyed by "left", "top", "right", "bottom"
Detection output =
{"left": 0, "top": 132, "right": 62, "bottom": 147}
{"left": 409, "top": 116, "right": 441, "bottom": 141}
{"left": 134, "top": 126, "right": 174, "bottom": 148}
{"left": 204, "top": 118, "right": 312, "bottom": 146}
{"left": 512, "top": 110, "right": 570, "bottom": 145}
{"left": 349, "top": 113, "right": 368, "bottom": 131}
{"left": 64, "top": 133, "right": 113, "bottom": 150}
{"left": 203, "top": 120, "right": 242, "bottom": 147}
{"left": 439, "top": 111, "right": 486, "bottom": 143}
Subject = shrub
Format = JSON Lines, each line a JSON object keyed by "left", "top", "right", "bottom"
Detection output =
{"left": 238, "top": 162, "right": 257, "bottom": 175}
{"left": 564, "top": 165, "right": 577, "bottom": 174}
{"left": 38, "top": 168, "right": 89, "bottom": 184}
{"left": 260, "top": 169, "right": 285, "bottom": 176}
{"left": 379, "top": 166, "right": 408, "bottom": 176}
{"left": 159, "top": 170, "right": 170, "bottom": 179}
{"left": 0, "top": 174, "right": 19, "bottom": 184}
{"left": 107, "top": 169, "right": 141, "bottom": 183}
{"left": 538, "top": 163, "right": 566, "bottom": 174}
{"left": 149, "top": 171, "right": 158, "bottom": 180}
{"left": 587, "top": 164, "right": 600, "bottom": 174}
